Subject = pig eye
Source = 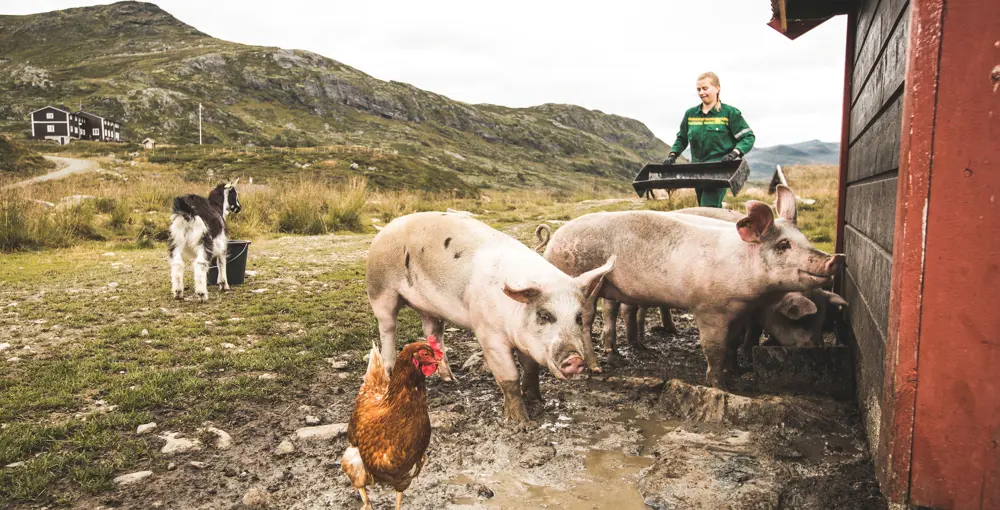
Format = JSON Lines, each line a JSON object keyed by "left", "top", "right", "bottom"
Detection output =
{"left": 575, "top": 312, "right": 583, "bottom": 325}
{"left": 776, "top": 239, "right": 791, "bottom": 251}
{"left": 537, "top": 310, "right": 556, "bottom": 324}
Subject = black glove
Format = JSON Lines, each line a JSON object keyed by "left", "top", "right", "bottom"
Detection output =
{"left": 721, "top": 149, "right": 741, "bottom": 162}
{"left": 662, "top": 154, "right": 677, "bottom": 166}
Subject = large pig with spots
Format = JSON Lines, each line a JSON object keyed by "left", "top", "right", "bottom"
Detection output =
{"left": 366, "top": 211, "right": 615, "bottom": 426}
{"left": 539, "top": 186, "right": 844, "bottom": 388}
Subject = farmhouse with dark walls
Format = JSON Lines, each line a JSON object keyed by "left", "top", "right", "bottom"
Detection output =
{"left": 29, "top": 105, "right": 84, "bottom": 145}
{"left": 29, "top": 106, "right": 123, "bottom": 144}
{"left": 77, "top": 110, "right": 122, "bottom": 142}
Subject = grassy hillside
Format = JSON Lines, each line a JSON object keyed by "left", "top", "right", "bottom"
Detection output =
{"left": 0, "top": 2, "right": 670, "bottom": 193}
{"left": 0, "top": 134, "right": 55, "bottom": 176}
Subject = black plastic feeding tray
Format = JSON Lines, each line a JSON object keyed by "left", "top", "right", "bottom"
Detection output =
{"left": 632, "top": 159, "right": 751, "bottom": 197}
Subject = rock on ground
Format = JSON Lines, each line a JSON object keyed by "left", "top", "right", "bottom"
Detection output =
{"left": 295, "top": 423, "right": 347, "bottom": 441}
{"left": 242, "top": 487, "right": 273, "bottom": 508}
{"left": 114, "top": 471, "right": 153, "bottom": 486}
{"left": 137, "top": 422, "right": 157, "bottom": 435}
{"left": 159, "top": 432, "right": 203, "bottom": 455}
{"left": 273, "top": 439, "right": 296, "bottom": 456}
{"left": 198, "top": 426, "right": 233, "bottom": 450}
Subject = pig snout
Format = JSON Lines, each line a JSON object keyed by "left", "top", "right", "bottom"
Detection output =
{"left": 825, "top": 254, "right": 846, "bottom": 274}
{"left": 559, "top": 354, "right": 586, "bottom": 377}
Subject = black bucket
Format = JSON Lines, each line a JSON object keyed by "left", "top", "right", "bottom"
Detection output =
{"left": 208, "top": 240, "right": 251, "bottom": 286}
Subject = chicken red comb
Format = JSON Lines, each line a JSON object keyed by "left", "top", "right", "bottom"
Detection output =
{"left": 427, "top": 335, "right": 444, "bottom": 360}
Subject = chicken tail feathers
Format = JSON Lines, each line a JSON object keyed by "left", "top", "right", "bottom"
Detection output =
{"left": 341, "top": 446, "right": 369, "bottom": 489}
{"left": 362, "top": 341, "right": 390, "bottom": 392}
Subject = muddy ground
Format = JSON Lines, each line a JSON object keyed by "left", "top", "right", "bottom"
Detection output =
{"left": 87, "top": 310, "right": 886, "bottom": 510}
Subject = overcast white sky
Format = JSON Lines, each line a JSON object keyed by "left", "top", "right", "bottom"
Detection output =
{"left": 4, "top": 0, "right": 848, "bottom": 148}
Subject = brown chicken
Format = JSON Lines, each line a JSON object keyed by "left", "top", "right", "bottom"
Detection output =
{"left": 341, "top": 336, "right": 443, "bottom": 510}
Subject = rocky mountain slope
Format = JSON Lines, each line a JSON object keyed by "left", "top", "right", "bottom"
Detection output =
{"left": 0, "top": 2, "right": 670, "bottom": 192}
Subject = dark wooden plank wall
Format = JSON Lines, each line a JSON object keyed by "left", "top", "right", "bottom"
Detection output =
{"left": 843, "top": 0, "right": 910, "bottom": 451}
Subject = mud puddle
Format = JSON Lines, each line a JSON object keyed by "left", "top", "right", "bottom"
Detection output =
{"left": 450, "top": 409, "right": 674, "bottom": 509}
{"left": 456, "top": 450, "right": 653, "bottom": 510}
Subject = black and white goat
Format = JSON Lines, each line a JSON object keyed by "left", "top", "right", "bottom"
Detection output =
{"left": 169, "top": 179, "right": 242, "bottom": 300}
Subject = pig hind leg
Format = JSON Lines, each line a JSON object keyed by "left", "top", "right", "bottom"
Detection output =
{"left": 651, "top": 306, "right": 678, "bottom": 335}
{"left": 371, "top": 292, "right": 404, "bottom": 374}
{"left": 419, "top": 314, "right": 454, "bottom": 381}
{"left": 599, "top": 299, "right": 620, "bottom": 355}
{"left": 624, "top": 304, "right": 649, "bottom": 350}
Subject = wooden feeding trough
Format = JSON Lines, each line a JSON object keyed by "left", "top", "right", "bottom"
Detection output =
{"left": 631, "top": 159, "right": 751, "bottom": 198}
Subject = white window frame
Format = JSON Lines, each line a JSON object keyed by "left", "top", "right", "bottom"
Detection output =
{"left": 46, "top": 112, "right": 54, "bottom": 120}
{"left": 93, "top": 128, "right": 100, "bottom": 136}
{"left": 47, "top": 125, "right": 55, "bottom": 133}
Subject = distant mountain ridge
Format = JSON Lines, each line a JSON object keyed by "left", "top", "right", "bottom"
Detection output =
{"left": 0, "top": 1, "right": 671, "bottom": 192}
{"left": 745, "top": 140, "right": 840, "bottom": 179}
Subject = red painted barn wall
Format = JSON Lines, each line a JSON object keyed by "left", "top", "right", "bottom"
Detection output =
{"left": 907, "top": 0, "right": 1000, "bottom": 506}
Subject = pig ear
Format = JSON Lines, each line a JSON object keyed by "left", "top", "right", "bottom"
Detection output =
{"left": 736, "top": 201, "right": 774, "bottom": 243}
{"left": 774, "top": 185, "right": 797, "bottom": 224}
{"left": 777, "top": 293, "right": 818, "bottom": 320}
{"left": 576, "top": 255, "right": 616, "bottom": 301}
{"left": 820, "top": 290, "right": 848, "bottom": 311}
{"left": 503, "top": 282, "right": 542, "bottom": 304}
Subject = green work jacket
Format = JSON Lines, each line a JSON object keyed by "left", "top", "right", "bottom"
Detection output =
{"left": 669, "top": 103, "right": 755, "bottom": 162}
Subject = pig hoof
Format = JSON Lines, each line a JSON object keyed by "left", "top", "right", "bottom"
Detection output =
{"left": 174, "top": 290, "right": 183, "bottom": 300}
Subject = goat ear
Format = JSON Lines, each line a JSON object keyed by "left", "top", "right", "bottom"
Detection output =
{"left": 774, "top": 185, "right": 797, "bottom": 224}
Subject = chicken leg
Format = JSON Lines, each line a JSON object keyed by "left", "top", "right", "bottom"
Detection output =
{"left": 358, "top": 487, "right": 373, "bottom": 510}
{"left": 396, "top": 491, "right": 404, "bottom": 510}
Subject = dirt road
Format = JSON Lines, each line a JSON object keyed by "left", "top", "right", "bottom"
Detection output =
{"left": 11, "top": 156, "right": 98, "bottom": 186}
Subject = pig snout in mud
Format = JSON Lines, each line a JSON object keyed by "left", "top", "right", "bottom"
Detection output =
{"left": 559, "top": 355, "right": 586, "bottom": 376}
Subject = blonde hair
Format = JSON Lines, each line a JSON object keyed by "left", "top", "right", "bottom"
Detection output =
{"left": 697, "top": 72, "right": 722, "bottom": 112}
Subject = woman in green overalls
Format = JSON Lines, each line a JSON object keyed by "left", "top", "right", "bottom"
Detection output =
{"left": 662, "top": 72, "right": 756, "bottom": 208}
